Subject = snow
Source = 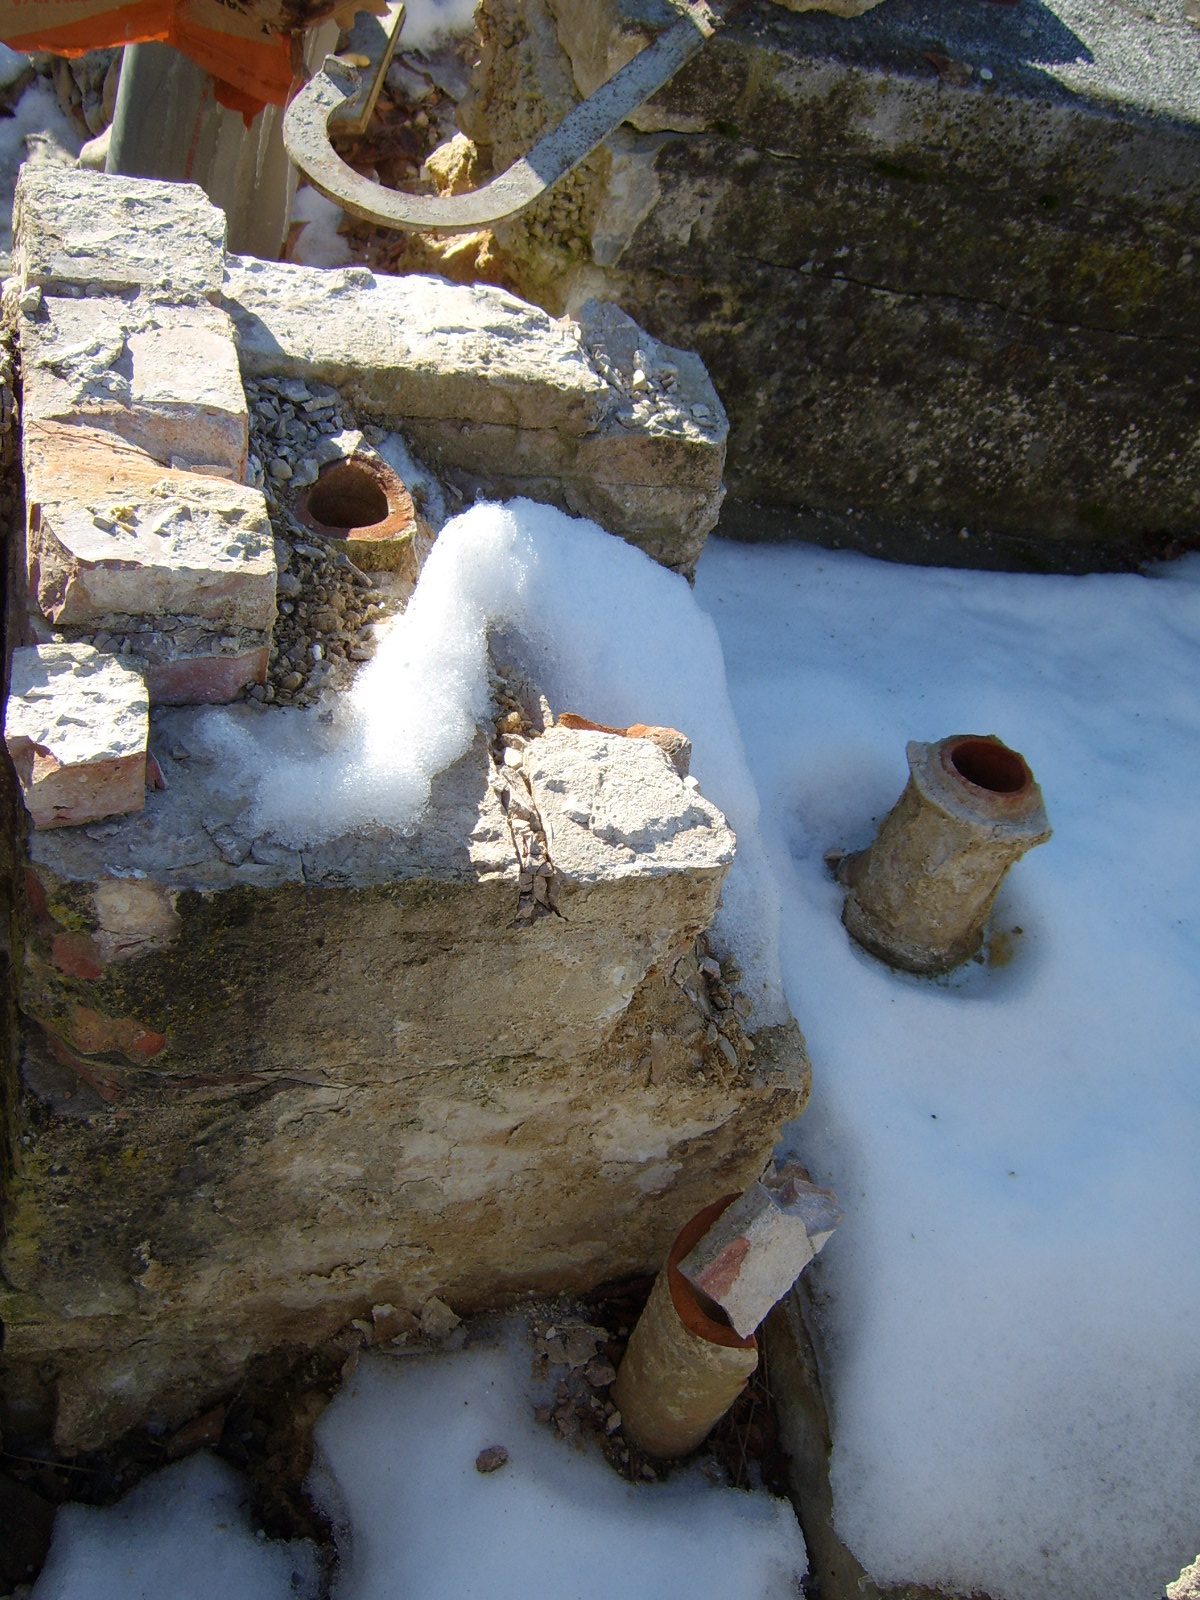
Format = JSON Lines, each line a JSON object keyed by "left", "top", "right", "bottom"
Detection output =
{"left": 398, "top": 0, "right": 479, "bottom": 51}
{"left": 289, "top": 184, "right": 354, "bottom": 269}
{"left": 29, "top": 1452, "right": 321, "bottom": 1600}
{"left": 693, "top": 539, "right": 1200, "bottom": 1600}
{"left": 0, "top": 78, "right": 81, "bottom": 267}
{"left": 197, "top": 500, "right": 788, "bottom": 1023}
{"left": 309, "top": 1334, "right": 806, "bottom": 1600}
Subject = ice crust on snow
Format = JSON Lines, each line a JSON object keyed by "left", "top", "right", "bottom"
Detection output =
{"left": 696, "top": 541, "right": 1200, "bottom": 1600}
{"left": 198, "top": 500, "right": 787, "bottom": 1022}
{"left": 309, "top": 1337, "right": 807, "bottom": 1600}
{"left": 29, "top": 1452, "right": 321, "bottom": 1600}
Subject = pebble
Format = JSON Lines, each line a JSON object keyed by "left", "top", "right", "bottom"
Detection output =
{"left": 474, "top": 1444, "right": 509, "bottom": 1474}
{"left": 269, "top": 458, "right": 293, "bottom": 481}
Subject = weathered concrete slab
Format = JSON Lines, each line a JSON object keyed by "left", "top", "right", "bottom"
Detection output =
{"left": 469, "top": 0, "right": 1200, "bottom": 570}
{"left": 20, "top": 292, "right": 248, "bottom": 476}
{"left": 24, "top": 424, "right": 276, "bottom": 632}
{"left": 526, "top": 725, "right": 732, "bottom": 878}
{"left": 223, "top": 258, "right": 726, "bottom": 575}
{"left": 1, "top": 712, "right": 808, "bottom": 1450}
{"left": 13, "top": 167, "right": 227, "bottom": 301}
{"left": 224, "top": 257, "right": 608, "bottom": 431}
{"left": 4, "top": 645, "right": 147, "bottom": 830}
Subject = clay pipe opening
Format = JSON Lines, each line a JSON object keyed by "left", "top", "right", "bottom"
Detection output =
{"left": 301, "top": 459, "right": 392, "bottom": 534}
{"left": 946, "top": 736, "right": 1031, "bottom": 796}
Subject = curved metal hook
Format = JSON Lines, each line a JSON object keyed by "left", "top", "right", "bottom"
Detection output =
{"left": 283, "top": 0, "right": 739, "bottom": 234}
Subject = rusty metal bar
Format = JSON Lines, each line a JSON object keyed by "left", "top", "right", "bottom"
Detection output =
{"left": 283, "top": 0, "right": 740, "bottom": 233}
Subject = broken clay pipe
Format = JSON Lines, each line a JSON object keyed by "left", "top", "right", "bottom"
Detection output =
{"left": 677, "top": 1165, "right": 841, "bottom": 1339}
{"left": 611, "top": 1195, "right": 758, "bottom": 1459}
{"left": 840, "top": 734, "right": 1051, "bottom": 975}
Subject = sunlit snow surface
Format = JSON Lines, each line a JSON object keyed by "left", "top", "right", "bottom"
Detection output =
{"left": 694, "top": 540, "right": 1200, "bottom": 1599}
{"left": 310, "top": 1340, "right": 806, "bottom": 1600}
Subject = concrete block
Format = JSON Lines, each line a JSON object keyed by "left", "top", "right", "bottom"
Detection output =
{"left": 24, "top": 424, "right": 276, "bottom": 632}
{"left": 3, "top": 711, "right": 809, "bottom": 1449}
{"left": 224, "top": 258, "right": 607, "bottom": 433}
{"left": 4, "top": 645, "right": 148, "bottom": 830}
{"left": 13, "top": 167, "right": 226, "bottom": 301}
{"left": 21, "top": 294, "right": 248, "bottom": 476}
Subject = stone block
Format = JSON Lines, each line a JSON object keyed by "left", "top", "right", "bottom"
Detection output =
{"left": 24, "top": 423, "right": 276, "bottom": 632}
{"left": 224, "top": 258, "right": 607, "bottom": 433}
{"left": 223, "top": 260, "right": 726, "bottom": 575}
{"left": 13, "top": 167, "right": 226, "bottom": 301}
{"left": 476, "top": 0, "right": 1200, "bottom": 569}
{"left": 4, "top": 645, "right": 147, "bottom": 830}
{"left": 21, "top": 293, "right": 248, "bottom": 476}
{"left": 2, "top": 710, "right": 809, "bottom": 1449}
{"left": 524, "top": 725, "right": 731, "bottom": 880}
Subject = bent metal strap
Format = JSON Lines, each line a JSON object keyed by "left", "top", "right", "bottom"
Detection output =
{"left": 283, "top": 0, "right": 745, "bottom": 234}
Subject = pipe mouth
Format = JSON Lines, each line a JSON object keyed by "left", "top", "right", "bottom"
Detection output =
{"left": 295, "top": 455, "right": 416, "bottom": 550}
{"left": 667, "top": 1195, "right": 757, "bottom": 1352}
{"left": 305, "top": 460, "right": 390, "bottom": 530}
{"left": 945, "top": 736, "right": 1031, "bottom": 796}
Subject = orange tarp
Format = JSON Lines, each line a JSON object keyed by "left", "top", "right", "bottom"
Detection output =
{"left": 0, "top": 0, "right": 299, "bottom": 114}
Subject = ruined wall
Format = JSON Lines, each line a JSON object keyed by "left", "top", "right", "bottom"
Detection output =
{"left": 0, "top": 168, "right": 809, "bottom": 1457}
{"left": 459, "top": 0, "right": 1200, "bottom": 571}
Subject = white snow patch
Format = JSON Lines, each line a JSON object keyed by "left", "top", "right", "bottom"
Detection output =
{"left": 30, "top": 1452, "right": 321, "bottom": 1600}
{"left": 309, "top": 1336, "right": 806, "bottom": 1600}
{"left": 289, "top": 183, "right": 353, "bottom": 269}
{"left": 0, "top": 79, "right": 82, "bottom": 266}
{"left": 695, "top": 539, "right": 1200, "bottom": 1600}
{"left": 198, "top": 500, "right": 787, "bottom": 1021}
{"left": 399, "top": 0, "right": 479, "bottom": 50}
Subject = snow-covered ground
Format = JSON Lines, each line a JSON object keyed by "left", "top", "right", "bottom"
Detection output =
{"left": 31, "top": 1325, "right": 808, "bottom": 1600}
{"left": 696, "top": 539, "right": 1200, "bottom": 1599}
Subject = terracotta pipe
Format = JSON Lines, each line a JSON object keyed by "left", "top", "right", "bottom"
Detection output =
{"left": 840, "top": 733, "right": 1051, "bottom": 975}
{"left": 295, "top": 451, "right": 429, "bottom": 577}
{"left": 612, "top": 1195, "right": 759, "bottom": 1458}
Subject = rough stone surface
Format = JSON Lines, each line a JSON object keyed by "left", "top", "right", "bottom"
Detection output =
{"left": 525, "top": 725, "right": 731, "bottom": 880}
{"left": 21, "top": 294, "right": 248, "bottom": 477}
{"left": 13, "top": 167, "right": 227, "bottom": 301}
{"left": 1, "top": 713, "right": 809, "bottom": 1451}
{"left": 223, "top": 258, "right": 725, "bottom": 575}
{"left": 4, "top": 645, "right": 148, "bottom": 830}
{"left": 24, "top": 424, "right": 276, "bottom": 632}
{"left": 1168, "top": 1555, "right": 1200, "bottom": 1600}
{"left": 469, "top": 0, "right": 1200, "bottom": 570}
